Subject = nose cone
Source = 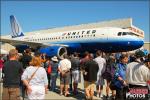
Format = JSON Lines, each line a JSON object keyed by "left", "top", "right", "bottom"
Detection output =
{"left": 130, "top": 38, "right": 144, "bottom": 50}
{"left": 137, "top": 40, "right": 144, "bottom": 47}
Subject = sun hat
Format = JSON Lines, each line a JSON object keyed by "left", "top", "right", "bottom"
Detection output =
{"left": 51, "top": 56, "right": 58, "bottom": 62}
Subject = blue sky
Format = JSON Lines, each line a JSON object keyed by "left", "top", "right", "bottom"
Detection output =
{"left": 1, "top": 1, "right": 150, "bottom": 42}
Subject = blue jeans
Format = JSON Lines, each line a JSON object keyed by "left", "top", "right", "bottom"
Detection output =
{"left": 50, "top": 73, "right": 57, "bottom": 91}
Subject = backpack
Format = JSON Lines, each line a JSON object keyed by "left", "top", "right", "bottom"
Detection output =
{"left": 46, "top": 61, "right": 52, "bottom": 74}
{"left": 102, "top": 63, "right": 116, "bottom": 80}
{"left": 110, "top": 63, "right": 117, "bottom": 80}
{"left": 47, "top": 65, "right": 52, "bottom": 74}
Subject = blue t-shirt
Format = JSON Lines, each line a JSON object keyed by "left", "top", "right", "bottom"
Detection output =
{"left": 113, "top": 63, "right": 127, "bottom": 89}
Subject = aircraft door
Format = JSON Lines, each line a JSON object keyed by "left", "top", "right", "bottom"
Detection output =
{"left": 96, "top": 29, "right": 108, "bottom": 41}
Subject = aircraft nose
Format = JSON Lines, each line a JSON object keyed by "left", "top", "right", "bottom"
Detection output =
{"left": 137, "top": 40, "right": 144, "bottom": 48}
{"left": 132, "top": 38, "right": 144, "bottom": 49}
{"left": 127, "top": 37, "right": 144, "bottom": 50}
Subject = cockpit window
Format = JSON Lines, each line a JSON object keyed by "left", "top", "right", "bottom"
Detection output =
{"left": 118, "top": 32, "right": 122, "bottom": 36}
{"left": 128, "top": 32, "right": 139, "bottom": 36}
{"left": 128, "top": 32, "right": 134, "bottom": 36}
{"left": 118, "top": 32, "right": 139, "bottom": 37}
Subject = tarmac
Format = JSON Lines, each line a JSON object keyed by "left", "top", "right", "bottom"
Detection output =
{"left": 0, "top": 73, "right": 112, "bottom": 100}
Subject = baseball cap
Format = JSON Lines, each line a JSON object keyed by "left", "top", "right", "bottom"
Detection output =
{"left": 135, "top": 50, "right": 145, "bottom": 58}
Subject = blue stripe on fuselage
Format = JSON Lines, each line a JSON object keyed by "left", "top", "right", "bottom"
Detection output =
{"left": 48, "top": 40, "right": 144, "bottom": 53}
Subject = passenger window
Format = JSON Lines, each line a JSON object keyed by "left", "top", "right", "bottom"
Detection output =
{"left": 118, "top": 32, "right": 122, "bottom": 36}
{"left": 123, "top": 32, "right": 127, "bottom": 35}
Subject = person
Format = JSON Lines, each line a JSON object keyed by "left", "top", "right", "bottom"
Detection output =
{"left": 50, "top": 56, "right": 59, "bottom": 92}
{"left": 104, "top": 55, "right": 116, "bottom": 99}
{"left": 19, "top": 49, "right": 32, "bottom": 98}
{"left": 2, "top": 49, "right": 23, "bottom": 100}
{"left": 41, "top": 53, "right": 46, "bottom": 62}
{"left": 145, "top": 53, "right": 150, "bottom": 70}
{"left": 34, "top": 51, "right": 41, "bottom": 57}
{"left": 94, "top": 50, "right": 106, "bottom": 98}
{"left": 44, "top": 57, "right": 51, "bottom": 90}
{"left": 0, "top": 54, "right": 4, "bottom": 82}
{"left": 148, "top": 53, "right": 150, "bottom": 60}
{"left": 115, "top": 52, "right": 122, "bottom": 63}
{"left": 40, "top": 53, "right": 47, "bottom": 67}
{"left": 21, "top": 56, "right": 48, "bottom": 100}
{"left": 70, "top": 52, "right": 80, "bottom": 95}
{"left": 113, "top": 54, "right": 128, "bottom": 100}
{"left": 83, "top": 53, "right": 99, "bottom": 100}
{"left": 80, "top": 51, "right": 90, "bottom": 66}
{"left": 58, "top": 54, "right": 71, "bottom": 96}
{"left": 20, "top": 48, "right": 32, "bottom": 69}
{"left": 126, "top": 51, "right": 150, "bottom": 99}
{"left": 128, "top": 53, "right": 136, "bottom": 62}
{"left": 144, "top": 55, "right": 150, "bottom": 93}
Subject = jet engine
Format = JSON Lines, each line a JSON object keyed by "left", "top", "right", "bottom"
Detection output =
{"left": 39, "top": 46, "right": 67, "bottom": 58}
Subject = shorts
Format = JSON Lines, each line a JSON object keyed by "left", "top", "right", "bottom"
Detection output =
{"left": 72, "top": 70, "right": 79, "bottom": 83}
{"left": 60, "top": 71, "right": 70, "bottom": 85}
{"left": 2, "top": 87, "right": 20, "bottom": 100}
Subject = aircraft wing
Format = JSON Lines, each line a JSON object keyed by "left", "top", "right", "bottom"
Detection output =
{"left": 1, "top": 38, "right": 69, "bottom": 48}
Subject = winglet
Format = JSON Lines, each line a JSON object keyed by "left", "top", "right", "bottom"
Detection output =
{"left": 10, "top": 15, "right": 24, "bottom": 38}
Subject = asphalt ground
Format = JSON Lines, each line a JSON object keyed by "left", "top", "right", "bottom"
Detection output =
{"left": 0, "top": 73, "right": 113, "bottom": 100}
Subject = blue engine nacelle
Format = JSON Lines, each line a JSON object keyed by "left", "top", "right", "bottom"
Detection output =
{"left": 39, "top": 46, "right": 67, "bottom": 58}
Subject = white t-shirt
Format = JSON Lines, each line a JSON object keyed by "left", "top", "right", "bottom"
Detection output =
{"left": 21, "top": 66, "right": 48, "bottom": 86}
{"left": 126, "top": 62, "right": 150, "bottom": 86}
{"left": 94, "top": 56, "right": 106, "bottom": 76}
{"left": 58, "top": 59, "right": 71, "bottom": 71}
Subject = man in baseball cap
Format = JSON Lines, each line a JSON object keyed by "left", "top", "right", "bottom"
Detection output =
{"left": 126, "top": 51, "right": 150, "bottom": 99}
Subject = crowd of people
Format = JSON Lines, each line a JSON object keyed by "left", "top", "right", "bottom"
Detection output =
{"left": 0, "top": 48, "right": 150, "bottom": 100}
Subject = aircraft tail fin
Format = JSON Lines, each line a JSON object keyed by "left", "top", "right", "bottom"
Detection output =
{"left": 10, "top": 15, "right": 24, "bottom": 38}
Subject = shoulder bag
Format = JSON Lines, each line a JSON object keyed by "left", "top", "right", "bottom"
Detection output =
{"left": 24, "top": 67, "right": 40, "bottom": 96}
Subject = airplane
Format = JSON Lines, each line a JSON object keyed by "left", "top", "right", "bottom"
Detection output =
{"left": 1, "top": 15, "right": 144, "bottom": 58}
{"left": 0, "top": 49, "right": 8, "bottom": 55}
